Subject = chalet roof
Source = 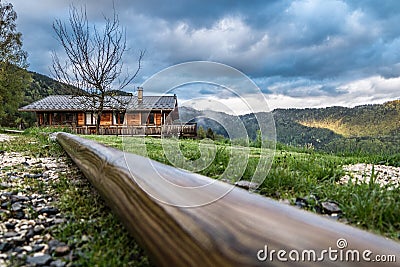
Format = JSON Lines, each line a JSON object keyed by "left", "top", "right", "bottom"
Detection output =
{"left": 19, "top": 95, "right": 177, "bottom": 112}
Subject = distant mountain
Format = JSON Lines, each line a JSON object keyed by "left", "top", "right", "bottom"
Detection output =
{"left": 180, "top": 100, "right": 400, "bottom": 155}
{"left": 280, "top": 100, "right": 400, "bottom": 138}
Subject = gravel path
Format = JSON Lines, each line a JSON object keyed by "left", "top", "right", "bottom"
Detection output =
{"left": 0, "top": 134, "right": 15, "bottom": 142}
{"left": 340, "top": 163, "right": 400, "bottom": 189}
{"left": 0, "top": 136, "right": 79, "bottom": 267}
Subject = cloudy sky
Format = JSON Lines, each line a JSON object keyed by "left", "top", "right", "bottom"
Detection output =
{"left": 9, "top": 0, "right": 400, "bottom": 111}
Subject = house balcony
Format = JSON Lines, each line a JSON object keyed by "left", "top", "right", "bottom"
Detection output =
{"left": 70, "top": 124, "right": 197, "bottom": 137}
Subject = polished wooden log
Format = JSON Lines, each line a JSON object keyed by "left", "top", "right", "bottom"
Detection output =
{"left": 56, "top": 132, "right": 400, "bottom": 266}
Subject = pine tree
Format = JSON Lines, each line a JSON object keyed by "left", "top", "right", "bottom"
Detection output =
{"left": 206, "top": 127, "right": 215, "bottom": 140}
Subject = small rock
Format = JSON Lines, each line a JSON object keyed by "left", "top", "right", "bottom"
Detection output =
{"left": 25, "top": 228, "right": 35, "bottom": 240}
{"left": 54, "top": 245, "right": 70, "bottom": 256}
{"left": 13, "top": 237, "right": 26, "bottom": 246}
{"left": 0, "top": 242, "right": 13, "bottom": 252}
{"left": 0, "top": 182, "right": 11, "bottom": 188}
{"left": 234, "top": 180, "right": 259, "bottom": 189}
{"left": 51, "top": 259, "right": 66, "bottom": 267}
{"left": 320, "top": 201, "right": 342, "bottom": 214}
{"left": 1, "top": 202, "right": 9, "bottom": 209}
{"left": 295, "top": 197, "right": 307, "bottom": 209}
{"left": 53, "top": 218, "right": 66, "bottom": 224}
{"left": 20, "top": 224, "right": 31, "bottom": 230}
{"left": 34, "top": 225, "right": 46, "bottom": 234}
{"left": 38, "top": 207, "right": 59, "bottom": 216}
{"left": 21, "top": 246, "right": 33, "bottom": 252}
{"left": 26, "top": 253, "right": 52, "bottom": 266}
{"left": 4, "top": 222, "right": 16, "bottom": 229}
{"left": 13, "top": 247, "right": 25, "bottom": 253}
{"left": 32, "top": 245, "right": 45, "bottom": 253}
{"left": 11, "top": 202, "right": 23, "bottom": 211}
{"left": 4, "top": 231, "right": 19, "bottom": 238}
{"left": 48, "top": 239, "right": 61, "bottom": 249}
{"left": 12, "top": 195, "right": 30, "bottom": 202}
{"left": 12, "top": 210, "right": 25, "bottom": 219}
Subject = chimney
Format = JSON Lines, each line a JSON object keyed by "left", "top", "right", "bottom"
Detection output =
{"left": 137, "top": 87, "right": 143, "bottom": 104}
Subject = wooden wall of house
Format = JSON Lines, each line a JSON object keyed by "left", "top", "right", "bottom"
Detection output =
{"left": 155, "top": 113, "right": 161, "bottom": 126}
{"left": 165, "top": 111, "right": 174, "bottom": 124}
{"left": 126, "top": 113, "right": 141, "bottom": 126}
{"left": 100, "top": 112, "right": 112, "bottom": 126}
{"left": 37, "top": 113, "right": 43, "bottom": 126}
{"left": 48, "top": 113, "right": 53, "bottom": 125}
{"left": 77, "top": 113, "right": 84, "bottom": 126}
{"left": 171, "top": 107, "right": 179, "bottom": 121}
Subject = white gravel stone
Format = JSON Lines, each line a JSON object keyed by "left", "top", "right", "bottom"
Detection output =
{"left": 0, "top": 134, "right": 15, "bottom": 142}
{"left": 340, "top": 163, "right": 400, "bottom": 189}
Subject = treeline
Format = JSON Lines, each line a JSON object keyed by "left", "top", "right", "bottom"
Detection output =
{"left": 275, "top": 100, "right": 400, "bottom": 137}
{"left": 5, "top": 70, "right": 77, "bottom": 128}
{"left": 183, "top": 101, "right": 400, "bottom": 160}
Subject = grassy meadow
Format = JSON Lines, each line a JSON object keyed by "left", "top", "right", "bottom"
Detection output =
{"left": 84, "top": 134, "right": 400, "bottom": 241}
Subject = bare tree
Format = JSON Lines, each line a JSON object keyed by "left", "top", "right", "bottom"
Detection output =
{"left": 52, "top": 5, "right": 144, "bottom": 133}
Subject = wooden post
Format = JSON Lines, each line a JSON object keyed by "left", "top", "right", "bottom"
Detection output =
{"left": 56, "top": 132, "right": 400, "bottom": 267}
{"left": 36, "top": 113, "right": 42, "bottom": 126}
{"left": 48, "top": 112, "right": 52, "bottom": 125}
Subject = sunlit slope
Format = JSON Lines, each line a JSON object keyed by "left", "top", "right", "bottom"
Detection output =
{"left": 295, "top": 100, "right": 400, "bottom": 137}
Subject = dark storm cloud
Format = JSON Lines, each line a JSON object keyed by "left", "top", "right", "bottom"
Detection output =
{"left": 9, "top": 0, "right": 400, "bottom": 107}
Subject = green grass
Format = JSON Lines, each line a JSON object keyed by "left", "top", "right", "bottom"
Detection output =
{"left": 84, "top": 135, "right": 400, "bottom": 241}
{"left": 1, "top": 132, "right": 150, "bottom": 266}
{"left": 52, "top": 171, "right": 150, "bottom": 266}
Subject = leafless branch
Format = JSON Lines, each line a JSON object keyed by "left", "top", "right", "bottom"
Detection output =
{"left": 51, "top": 4, "right": 143, "bottom": 133}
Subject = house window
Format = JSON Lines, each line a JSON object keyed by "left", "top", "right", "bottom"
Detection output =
{"left": 113, "top": 112, "right": 125, "bottom": 125}
{"left": 119, "top": 113, "right": 125, "bottom": 124}
{"left": 148, "top": 113, "right": 154, "bottom": 125}
{"left": 85, "top": 113, "right": 97, "bottom": 125}
{"left": 53, "top": 113, "right": 62, "bottom": 124}
{"left": 141, "top": 112, "right": 147, "bottom": 125}
{"left": 65, "top": 113, "right": 74, "bottom": 123}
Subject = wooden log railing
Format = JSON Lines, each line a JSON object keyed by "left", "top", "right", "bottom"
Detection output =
{"left": 56, "top": 132, "right": 399, "bottom": 267}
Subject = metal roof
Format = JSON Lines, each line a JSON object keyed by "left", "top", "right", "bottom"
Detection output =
{"left": 19, "top": 95, "right": 177, "bottom": 112}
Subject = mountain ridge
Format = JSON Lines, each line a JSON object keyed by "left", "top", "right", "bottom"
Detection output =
{"left": 180, "top": 99, "right": 400, "bottom": 155}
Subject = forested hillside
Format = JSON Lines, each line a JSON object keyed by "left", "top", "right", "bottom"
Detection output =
{"left": 181, "top": 100, "right": 400, "bottom": 158}
{"left": 272, "top": 102, "right": 400, "bottom": 157}
{"left": 23, "top": 71, "right": 76, "bottom": 104}
{"left": 283, "top": 100, "right": 400, "bottom": 137}
{"left": 15, "top": 71, "right": 78, "bottom": 127}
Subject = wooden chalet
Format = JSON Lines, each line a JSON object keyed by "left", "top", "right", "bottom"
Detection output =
{"left": 19, "top": 88, "right": 197, "bottom": 137}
